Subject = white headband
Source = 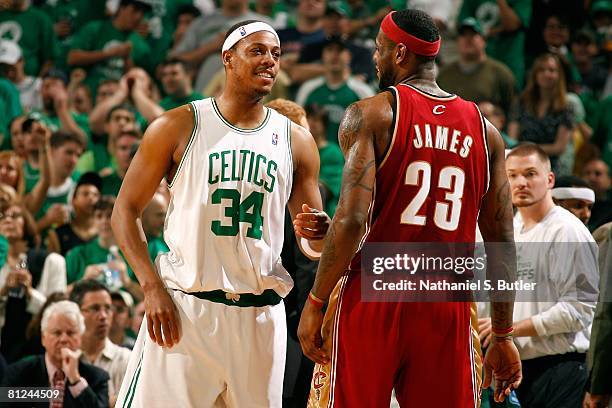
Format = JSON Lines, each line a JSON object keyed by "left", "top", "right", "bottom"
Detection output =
{"left": 552, "top": 187, "right": 595, "bottom": 202}
{"left": 221, "top": 22, "right": 280, "bottom": 53}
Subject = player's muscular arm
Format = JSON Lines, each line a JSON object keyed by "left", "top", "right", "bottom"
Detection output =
{"left": 479, "top": 119, "right": 522, "bottom": 402}
{"left": 478, "top": 119, "right": 516, "bottom": 330}
{"left": 111, "top": 105, "right": 192, "bottom": 348}
{"left": 311, "top": 100, "right": 380, "bottom": 301}
{"left": 287, "top": 123, "right": 328, "bottom": 258}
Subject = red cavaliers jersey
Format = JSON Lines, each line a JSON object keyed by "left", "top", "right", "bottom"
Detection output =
{"left": 349, "top": 84, "right": 489, "bottom": 270}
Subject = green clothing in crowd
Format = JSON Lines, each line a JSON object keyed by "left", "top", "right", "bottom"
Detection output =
{"left": 0, "top": 78, "right": 22, "bottom": 145}
{"left": 318, "top": 143, "right": 344, "bottom": 217}
{"left": 70, "top": 19, "right": 152, "bottom": 94}
{"left": 101, "top": 170, "right": 123, "bottom": 197}
{"left": 76, "top": 139, "right": 116, "bottom": 174}
{"left": 159, "top": 91, "right": 204, "bottom": 111}
{"left": 33, "top": 109, "right": 92, "bottom": 148}
{"left": 143, "top": 0, "right": 194, "bottom": 68}
{"left": 148, "top": 236, "right": 169, "bottom": 263}
{"left": 0, "top": 235, "right": 8, "bottom": 269}
{"left": 0, "top": 8, "right": 58, "bottom": 76}
{"left": 592, "top": 95, "right": 612, "bottom": 169}
{"left": 35, "top": 177, "right": 78, "bottom": 220}
{"left": 296, "top": 77, "right": 374, "bottom": 144}
{"left": 458, "top": 0, "right": 531, "bottom": 88}
{"left": 66, "top": 238, "right": 136, "bottom": 283}
{"left": 39, "top": 0, "right": 106, "bottom": 68}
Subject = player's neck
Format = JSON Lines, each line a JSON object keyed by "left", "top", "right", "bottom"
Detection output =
{"left": 518, "top": 196, "right": 555, "bottom": 230}
{"left": 215, "top": 93, "right": 267, "bottom": 129}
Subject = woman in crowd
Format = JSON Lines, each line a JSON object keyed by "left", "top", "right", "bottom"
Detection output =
{"left": 509, "top": 53, "right": 575, "bottom": 175}
{"left": 0, "top": 200, "right": 66, "bottom": 362}
{"left": 0, "top": 150, "right": 51, "bottom": 216}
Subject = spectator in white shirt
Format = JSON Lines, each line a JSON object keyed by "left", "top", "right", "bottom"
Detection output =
{"left": 482, "top": 143, "right": 599, "bottom": 407}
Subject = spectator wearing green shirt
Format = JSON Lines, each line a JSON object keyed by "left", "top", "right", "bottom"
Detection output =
{"left": 35, "top": 131, "right": 84, "bottom": 235}
{"left": 52, "top": 172, "right": 101, "bottom": 256}
{"left": 158, "top": 59, "right": 203, "bottom": 111}
{"left": 100, "top": 129, "right": 141, "bottom": 196}
{"left": 37, "top": 69, "right": 89, "bottom": 147}
{"left": 141, "top": 192, "right": 169, "bottom": 263}
{"left": 0, "top": 77, "right": 22, "bottom": 144}
{"left": 65, "top": 195, "right": 142, "bottom": 298}
{"left": 20, "top": 117, "right": 53, "bottom": 212}
{"left": 295, "top": 37, "right": 374, "bottom": 144}
{"left": 86, "top": 68, "right": 163, "bottom": 136}
{"left": 66, "top": 0, "right": 153, "bottom": 96}
{"left": 0, "top": 0, "right": 58, "bottom": 77}
{"left": 78, "top": 104, "right": 137, "bottom": 175}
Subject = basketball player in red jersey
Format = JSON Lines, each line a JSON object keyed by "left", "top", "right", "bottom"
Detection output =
{"left": 298, "top": 9, "right": 522, "bottom": 407}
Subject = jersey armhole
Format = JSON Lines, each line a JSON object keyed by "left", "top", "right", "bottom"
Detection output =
{"left": 474, "top": 104, "right": 490, "bottom": 195}
{"left": 167, "top": 101, "right": 199, "bottom": 189}
{"left": 377, "top": 86, "right": 399, "bottom": 171}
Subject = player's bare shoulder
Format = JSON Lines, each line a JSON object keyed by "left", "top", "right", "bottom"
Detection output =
{"left": 339, "top": 92, "right": 394, "bottom": 157}
{"left": 145, "top": 104, "right": 196, "bottom": 164}
{"left": 289, "top": 121, "right": 318, "bottom": 170}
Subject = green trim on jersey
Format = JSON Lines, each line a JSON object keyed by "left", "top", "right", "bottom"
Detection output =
{"left": 211, "top": 98, "right": 271, "bottom": 134}
{"left": 168, "top": 102, "right": 199, "bottom": 189}
{"left": 286, "top": 118, "right": 293, "bottom": 177}
{"left": 122, "top": 347, "right": 144, "bottom": 408}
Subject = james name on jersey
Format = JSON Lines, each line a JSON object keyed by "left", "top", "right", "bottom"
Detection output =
{"left": 412, "top": 123, "right": 474, "bottom": 158}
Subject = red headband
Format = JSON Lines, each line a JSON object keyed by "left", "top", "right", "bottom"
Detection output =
{"left": 380, "top": 12, "right": 441, "bottom": 57}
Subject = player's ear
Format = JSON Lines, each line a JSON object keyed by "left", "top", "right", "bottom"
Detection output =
{"left": 395, "top": 43, "right": 408, "bottom": 64}
{"left": 222, "top": 50, "right": 232, "bottom": 66}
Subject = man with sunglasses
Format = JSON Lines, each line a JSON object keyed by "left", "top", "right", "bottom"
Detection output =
{"left": 70, "top": 279, "right": 131, "bottom": 407}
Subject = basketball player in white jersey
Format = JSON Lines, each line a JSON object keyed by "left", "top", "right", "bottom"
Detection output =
{"left": 111, "top": 20, "right": 329, "bottom": 407}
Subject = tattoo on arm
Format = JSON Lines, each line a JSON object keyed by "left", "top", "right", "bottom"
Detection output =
{"left": 494, "top": 179, "right": 512, "bottom": 222}
{"left": 339, "top": 103, "right": 364, "bottom": 155}
{"left": 343, "top": 154, "right": 375, "bottom": 193}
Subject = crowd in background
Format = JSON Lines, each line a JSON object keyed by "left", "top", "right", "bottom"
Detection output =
{"left": 0, "top": 0, "right": 610, "bottom": 407}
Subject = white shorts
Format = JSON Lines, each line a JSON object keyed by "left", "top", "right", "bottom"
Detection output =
{"left": 115, "top": 289, "right": 287, "bottom": 408}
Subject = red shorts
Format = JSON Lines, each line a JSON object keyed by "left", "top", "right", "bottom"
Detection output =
{"left": 308, "top": 272, "right": 482, "bottom": 408}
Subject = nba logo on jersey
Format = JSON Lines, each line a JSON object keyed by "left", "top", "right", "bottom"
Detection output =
{"left": 239, "top": 26, "right": 247, "bottom": 36}
{"left": 271, "top": 133, "right": 278, "bottom": 145}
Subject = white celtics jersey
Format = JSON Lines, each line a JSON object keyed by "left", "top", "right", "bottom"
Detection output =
{"left": 156, "top": 98, "right": 294, "bottom": 297}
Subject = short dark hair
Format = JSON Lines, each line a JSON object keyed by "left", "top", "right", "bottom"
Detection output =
{"left": 75, "top": 172, "right": 103, "bottom": 195}
{"left": 554, "top": 175, "right": 591, "bottom": 188}
{"left": 506, "top": 143, "right": 551, "bottom": 169}
{"left": 70, "top": 279, "right": 111, "bottom": 306}
{"left": 106, "top": 104, "right": 136, "bottom": 122}
{"left": 97, "top": 79, "right": 119, "bottom": 91}
{"left": 50, "top": 130, "right": 84, "bottom": 150}
{"left": 161, "top": 57, "right": 188, "bottom": 71}
{"left": 391, "top": 9, "right": 440, "bottom": 63}
{"left": 176, "top": 4, "right": 201, "bottom": 19}
{"left": 94, "top": 195, "right": 116, "bottom": 212}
